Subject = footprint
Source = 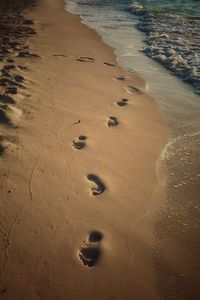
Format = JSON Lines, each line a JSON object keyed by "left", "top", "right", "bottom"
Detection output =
{"left": 87, "top": 174, "right": 106, "bottom": 196}
{"left": 5, "top": 87, "right": 17, "bottom": 94}
{"left": 0, "top": 95, "right": 15, "bottom": 104}
{"left": 107, "top": 116, "right": 119, "bottom": 127}
{"left": 52, "top": 54, "right": 67, "bottom": 57}
{"left": 113, "top": 75, "right": 125, "bottom": 81}
{"left": 79, "top": 231, "right": 102, "bottom": 267}
{"left": 76, "top": 56, "right": 94, "bottom": 63}
{"left": 6, "top": 59, "right": 14, "bottom": 63}
{"left": 126, "top": 86, "right": 142, "bottom": 94}
{"left": 14, "top": 75, "right": 24, "bottom": 83}
{"left": 18, "top": 51, "right": 40, "bottom": 58}
{"left": 104, "top": 62, "right": 116, "bottom": 67}
{"left": 72, "top": 135, "right": 87, "bottom": 150}
{"left": 0, "top": 107, "right": 12, "bottom": 127}
{"left": 72, "top": 119, "right": 81, "bottom": 125}
{"left": 3, "top": 65, "right": 16, "bottom": 71}
{"left": 0, "top": 135, "right": 6, "bottom": 156}
{"left": 79, "top": 135, "right": 87, "bottom": 141}
{"left": 17, "top": 65, "right": 28, "bottom": 71}
{"left": 116, "top": 98, "right": 128, "bottom": 107}
{"left": 22, "top": 19, "right": 34, "bottom": 25}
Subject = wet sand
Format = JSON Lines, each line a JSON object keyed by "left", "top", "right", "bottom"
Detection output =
{"left": 0, "top": 0, "right": 171, "bottom": 299}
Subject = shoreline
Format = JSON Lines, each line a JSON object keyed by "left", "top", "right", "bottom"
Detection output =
{"left": 0, "top": 0, "right": 170, "bottom": 299}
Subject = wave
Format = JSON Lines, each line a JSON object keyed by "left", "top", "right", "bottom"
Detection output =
{"left": 128, "top": 1, "right": 200, "bottom": 95}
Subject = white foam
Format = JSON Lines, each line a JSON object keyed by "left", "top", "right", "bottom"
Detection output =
{"left": 65, "top": 1, "right": 77, "bottom": 14}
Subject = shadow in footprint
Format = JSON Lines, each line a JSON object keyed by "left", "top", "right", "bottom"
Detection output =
{"left": 23, "top": 19, "right": 34, "bottom": 25}
{"left": 104, "top": 62, "right": 116, "bottom": 67}
{"left": 0, "top": 143, "right": 4, "bottom": 156}
{"left": 116, "top": 98, "right": 128, "bottom": 107}
{"left": 18, "top": 65, "right": 28, "bottom": 71}
{"left": 79, "top": 231, "right": 103, "bottom": 267}
{"left": 5, "top": 87, "right": 17, "bottom": 95}
{"left": 14, "top": 75, "right": 24, "bottom": 83}
{"left": 1, "top": 70, "right": 11, "bottom": 77}
{"left": 0, "top": 135, "right": 11, "bottom": 156}
{"left": 107, "top": 116, "right": 119, "bottom": 127}
{"left": 79, "top": 135, "right": 87, "bottom": 141}
{"left": 72, "top": 135, "right": 87, "bottom": 150}
{"left": 0, "top": 108, "right": 12, "bottom": 127}
{"left": 3, "top": 65, "right": 15, "bottom": 71}
{"left": 0, "top": 95, "right": 15, "bottom": 104}
{"left": 76, "top": 57, "right": 94, "bottom": 63}
{"left": 53, "top": 54, "right": 67, "bottom": 57}
{"left": 0, "top": 136, "right": 5, "bottom": 156}
{"left": 126, "top": 86, "right": 142, "bottom": 95}
{"left": 18, "top": 52, "right": 40, "bottom": 58}
{"left": 87, "top": 174, "right": 106, "bottom": 196}
{"left": 6, "top": 59, "right": 14, "bottom": 63}
{"left": 113, "top": 75, "right": 125, "bottom": 81}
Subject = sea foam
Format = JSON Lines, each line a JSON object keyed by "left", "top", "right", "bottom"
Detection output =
{"left": 128, "top": 1, "right": 200, "bottom": 95}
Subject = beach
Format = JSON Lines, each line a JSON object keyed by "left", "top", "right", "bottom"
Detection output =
{"left": 0, "top": 0, "right": 192, "bottom": 299}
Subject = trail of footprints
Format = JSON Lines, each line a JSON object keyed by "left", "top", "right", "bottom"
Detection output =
{"left": 74, "top": 57, "right": 143, "bottom": 267}
{"left": 0, "top": 13, "right": 40, "bottom": 155}
{"left": 0, "top": 12, "right": 144, "bottom": 270}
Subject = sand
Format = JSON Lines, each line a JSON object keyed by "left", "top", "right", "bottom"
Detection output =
{"left": 0, "top": 0, "right": 170, "bottom": 299}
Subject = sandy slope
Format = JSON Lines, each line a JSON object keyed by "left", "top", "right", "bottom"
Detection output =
{"left": 0, "top": 0, "right": 169, "bottom": 299}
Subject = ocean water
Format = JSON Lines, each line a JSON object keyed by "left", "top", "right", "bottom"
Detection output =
{"left": 130, "top": 1, "right": 200, "bottom": 95}
{"left": 65, "top": 1, "right": 200, "bottom": 297}
{"left": 66, "top": 0, "right": 200, "bottom": 94}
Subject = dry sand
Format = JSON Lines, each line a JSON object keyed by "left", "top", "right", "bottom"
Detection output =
{"left": 0, "top": 0, "right": 170, "bottom": 299}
